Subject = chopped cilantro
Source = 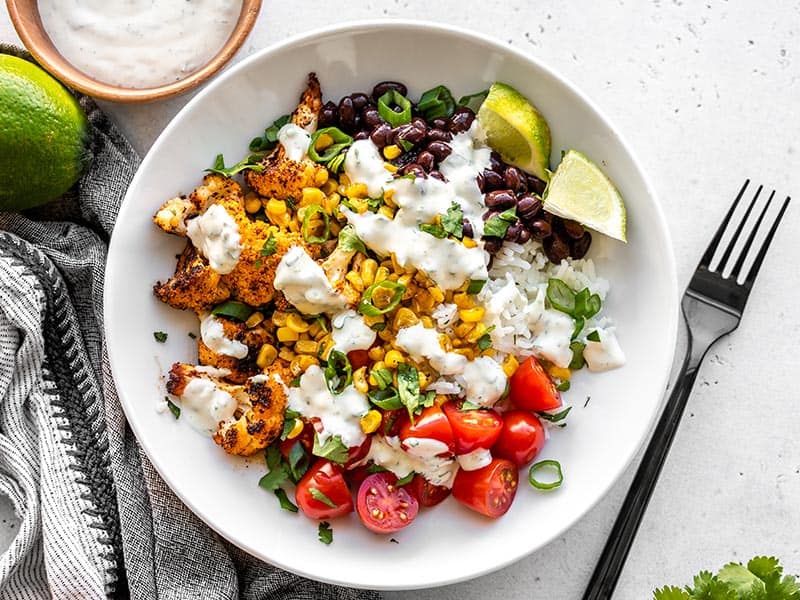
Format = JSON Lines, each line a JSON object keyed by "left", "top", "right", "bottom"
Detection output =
{"left": 312, "top": 434, "right": 349, "bottom": 465}
{"left": 153, "top": 331, "right": 168, "bottom": 343}
{"left": 587, "top": 330, "right": 601, "bottom": 342}
{"left": 395, "top": 471, "right": 415, "bottom": 486}
{"left": 187, "top": 331, "right": 197, "bottom": 339}
{"left": 466, "top": 279, "right": 486, "bottom": 295}
{"left": 371, "top": 367, "right": 393, "bottom": 390}
{"left": 483, "top": 207, "right": 517, "bottom": 238}
{"left": 420, "top": 223, "right": 447, "bottom": 238}
{"left": 538, "top": 406, "right": 572, "bottom": 423}
{"left": 274, "top": 488, "right": 299, "bottom": 513}
{"left": 309, "top": 487, "right": 338, "bottom": 508}
{"left": 569, "top": 341, "right": 586, "bottom": 370}
{"left": 397, "top": 363, "right": 421, "bottom": 418}
{"left": 318, "top": 521, "right": 333, "bottom": 545}
{"left": 254, "top": 233, "right": 278, "bottom": 268}
{"left": 441, "top": 202, "right": 464, "bottom": 238}
{"left": 205, "top": 153, "right": 266, "bottom": 177}
{"left": 338, "top": 225, "right": 367, "bottom": 254}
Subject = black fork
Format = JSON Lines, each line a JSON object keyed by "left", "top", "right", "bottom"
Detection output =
{"left": 582, "top": 180, "right": 790, "bottom": 600}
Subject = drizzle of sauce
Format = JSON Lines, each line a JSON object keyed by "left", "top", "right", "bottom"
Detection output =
{"left": 186, "top": 204, "right": 242, "bottom": 275}
{"left": 366, "top": 435, "right": 458, "bottom": 488}
{"left": 331, "top": 310, "right": 376, "bottom": 354}
{"left": 199, "top": 313, "right": 248, "bottom": 359}
{"left": 274, "top": 246, "right": 347, "bottom": 315}
{"left": 456, "top": 447, "right": 493, "bottom": 471}
{"left": 278, "top": 124, "right": 312, "bottom": 162}
{"left": 583, "top": 328, "right": 627, "bottom": 372}
{"left": 38, "top": 0, "right": 243, "bottom": 89}
{"left": 177, "top": 378, "right": 239, "bottom": 435}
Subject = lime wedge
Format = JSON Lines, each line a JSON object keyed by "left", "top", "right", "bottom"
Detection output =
{"left": 477, "top": 82, "right": 551, "bottom": 181}
{"left": 544, "top": 150, "right": 627, "bottom": 242}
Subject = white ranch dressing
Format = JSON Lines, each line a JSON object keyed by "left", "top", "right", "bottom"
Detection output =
{"left": 199, "top": 313, "right": 248, "bottom": 359}
{"left": 366, "top": 435, "right": 459, "bottom": 488}
{"left": 458, "top": 357, "right": 507, "bottom": 408}
{"left": 38, "top": 0, "right": 243, "bottom": 89}
{"left": 274, "top": 246, "right": 347, "bottom": 315}
{"left": 395, "top": 323, "right": 466, "bottom": 375}
{"left": 186, "top": 204, "right": 242, "bottom": 275}
{"left": 278, "top": 124, "right": 312, "bottom": 162}
{"left": 401, "top": 437, "right": 450, "bottom": 459}
{"left": 331, "top": 310, "right": 376, "bottom": 354}
{"left": 583, "top": 328, "right": 627, "bottom": 372}
{"left": 456, "top": 447, "right": 493, "bottom": 471}
{"left": 287, "top": 365, "right": 369, "bottom": 448}
{"left": 176, "top": 378, "right": 239, "bottom": 435}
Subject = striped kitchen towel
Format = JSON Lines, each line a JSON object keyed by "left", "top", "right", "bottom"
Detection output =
{"left": 0, "top": 44, "right": 379, "bottom": 600}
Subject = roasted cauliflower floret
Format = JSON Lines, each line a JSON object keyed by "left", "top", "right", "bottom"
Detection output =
{"left": 245, "top": 73, "right": 328, "bottom": 201}
{"left": 166, "top": 362, "right": 288, "bottom": 456}
{"left": 197, "top": 314, "right": 273, "bottom": 383}
{"left": 321, "top": 246, "right": 361, "bottom": 306}
{"left": 153, "top": 173, "right": 233, "bottom": 235}
{"left": 154, "top": 244, "right": 231, "bottom": 311}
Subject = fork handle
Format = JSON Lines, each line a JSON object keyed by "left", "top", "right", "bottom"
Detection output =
{"left": 581, "top": 342, "right": 702, "bottom": 600}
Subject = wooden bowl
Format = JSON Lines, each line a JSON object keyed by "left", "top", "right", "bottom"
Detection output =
{"left": 5, "top": 0, "right": 262, "bottom": 102}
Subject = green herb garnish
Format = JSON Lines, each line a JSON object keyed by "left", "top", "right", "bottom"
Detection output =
{"left": 309, "top": 487, "right": 338, "bottom": 508}
{"left": 371, "top": 367, "right": 394, "bottom": 390}
{"left": 420, "top": 223, "right": 447, "bottom": 238}
{"left": 318, "top": 521, "right": 333, "bottom": 545}
{"left": 338, "top": 224, "right": 367, "bottom": 254}
{"left": 249, "top": 114, "right": 291, "bottom": 151}
{"left": 312, "top": 434, "right": 349, "bottom": 465}
{"left": 308, "top": 127, "right": 353, "bottom": 164}
{"left": 457, "top": 89, "right": 489, "bottom": 111}
{"left": 483, "top": 207, "right": 517, "bottom": 238}
{"left": 417, "top": 85, "right": 456, "bottom": 120}
{"left": 569, "top": 341, "right": 586, "bottom": 370}
{"left": 395, "top": 471, "right": 415, "bottom": 486}
{"left": 538, "top": 406, "right": 572, "bottom": 423}
{"left": 211, "top": 300, "right": 253, "bottom": 322}
{"left": 466, "top": 279, "right": 486, "bottom": 295}
{"left": 206, "top": 153, "right": 265, "bottom": 177}
{"left": 254, "top": 232, "right": 278, "bottom": 268}
{"left": 528, "top": 459, "right": 564, "bottom": 490}
{"left": 166, "top": 398, "right": 180, "bottom": 419}
{"left": 397, "top": 362, "right": 421, "bottom": 418}
{"left": 368, "top": 387, "right": 403, "bottom": 411}
{"left": 324, "top": 350, "right": 352, "bottom": 395}
{"left": 378, "top": 90, "right": 412, "bottom": 126}
{"left": 587, "top": 330, "right": 601, "bottom": 342}
{"left": 274, "top": 488, "right": 299, "bottom": 513}
{"left": 441, "top": 202, "right": 464, "bottom": 239}
{"left": 358, "top": 280, "right": 406, "bottom": 317}
{"left": 302, "top": 204, "right": 330, "bottom": 244}
{"left": 153, "top": 331, "right": 168, "bottom": 343}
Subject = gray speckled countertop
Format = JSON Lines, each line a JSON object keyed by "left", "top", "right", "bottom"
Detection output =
{"left": 2, "top": 2, "right": 799, "bottom": 598}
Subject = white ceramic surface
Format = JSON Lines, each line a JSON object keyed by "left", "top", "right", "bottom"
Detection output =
{"left": 104, "top": 21, "right": 678, "bottom": 590}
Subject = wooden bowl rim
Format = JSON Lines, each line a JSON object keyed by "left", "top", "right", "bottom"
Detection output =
{"left": 5, "top": 0, "right": 262, "bottom": 103}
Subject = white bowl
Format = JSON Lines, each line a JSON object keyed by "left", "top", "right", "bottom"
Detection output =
{"left": 104, "top": 20, "right": 678, "bottom": 590}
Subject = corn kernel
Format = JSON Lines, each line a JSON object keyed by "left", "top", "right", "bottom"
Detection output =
{"left": 301, "top": 186, "right": 326, "bottom": 206}
{"left": 383, "top": 162, "right": 398, "bottom": 173}
{"left": 339, "top": 173, "right": 351, "bottom": 186}
{"left": 462, "top": 237, "right": 478, "bottom": 249}
{"left": 368, "top": 346, "right": 385, "bottom": 362}
{"left": 271, "top": 311, "right": 289, "bottom": 327}
{"left": 453, "top": 347, "right": 475, "bottom": 360}
{"left": 318, "top": 337, "right": 334, "bottom": 361}
{"left": 502, "top": 354, "right": 520, "bottom": 377}
{"left": 277, "top": 326, "right": 300, "bottom": 342}
{"left": 453, "top": 293, "right": 473, "bottom": 309}
{"left": 459, "top": 307, "right": 485, "bottom": 323}
{"left": 286, "top": 313, "right": 310, "bottom": 333}
{"left": 417, "top": 371, "right": 428, "bottom": 389}
{"left": 325, "top": 192, "right": 341, "bottom": 212}
{"left": 315, "top": 168, "right": 329, "bottom": 187}
{"left": 245, "top": 311, "right": 264, "bottom": 328}
{"left": 414, "top": 290, "right": 435, "bottom": 313}
{"left": 345, "top": 183, "right": 369, "bottom": 199}
{"left": 420, "top": 316, "right": 434, "bottom": 329}
{"left": 384, "top": 350, "right": 404, "bottom": 368}
{"left": 378, "top": 328, "right": 393, "bottom": 342}
{"left": 308, "top": 321, "right": 322, "bottom": 338}
{"left": 548, "top": 365, "right": 571, "bottom": 381}
{"left": 454, "top": 322, "right": 474, "bottom": 339}
{"left": 362, "top": 314, "right": 385, "bottom": 328}
{"left": 322, "top": 179, "right": 338, "bottom": 195}
{"left": 286, "top": 418, "right": 304, "bottom": 439}
{"left": 374, "top": 266, "right": 390, "bottom": 284}
{"left": 290, "top": 355, "right": 319, "bottom": 376}
{"left": 314, "top": 132, "right": 334, "bottom": 150}
{"left": 344, "top": 270, "right": 364, "bottom": 292}
{"left": 360, "top": 410, "right": 382, "bottom": 434}
{"left": 353, "top": 366, "right": 369, "bottom": 393}
{"left": 428, "top": 286, "right": 445, "bottom": 303}
{"left": 438, "top": 333, "right": 453, "bottom": 352}
{"left": 393, "top": 307, "right": 419, "bottom": 330}
{"left": 266, "top": 198, "right": 287, "bottom": 216}
{"left": 398, "top": 274, "right": 413, "bottom": 288}
{"left": 256, "top": 344, "right": 277, "bottom": 369}
{"left": 360, "top": 259, "right": 378, "bottom": 287}
{"left": 295, "top": 339, "right": 319, "bottom": 355}
{"left": 278, "top": 347, "right": 295, "bottom": 362}
{"left": 383, "top": 144, "right": 402, "bottom": 160}
{"left": 244, "top": 193, "right": 262, "bottom": 214}
{"left": 466, "top": 322, "right": 488, "bottom": 343}
{"left": 377, "top": 205, "right": 395, "bottom": 220}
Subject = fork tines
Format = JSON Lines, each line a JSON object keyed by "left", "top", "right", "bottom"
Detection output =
{"left": 699, "top": 179, "right": 790, "bottom": 287}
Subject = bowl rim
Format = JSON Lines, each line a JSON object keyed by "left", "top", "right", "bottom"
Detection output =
{"left": 4, "top": 0, "right": 262, "bottom": 103}
{"left": 105, "top": 17, "right": 679, "bottom": 588}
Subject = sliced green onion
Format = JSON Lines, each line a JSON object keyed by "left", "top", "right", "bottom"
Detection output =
{"left": 324, "top": 350, "right": 352, "bottom": 395}
{"left": 370, "top": 367, "right": 393, "bottom": 390}
{"left": 587, "top": 330, "right": 601, "bottom": 342}
{"left": 537, "top": 406, "right": 572, "bottom": 423}
{"left": 569, "top": 341, "right": 586, "bottom": 370}
{"left": 166, "top": 398, "right": 180, "bottom": 419}
{"left": 466, "top": 279, "right": 486, "bottom": 295}
{"left": 301, "top": 204, "right": 330, "bottom": 244}
{"left": 308, "top": 127, "right": 354, "bottom": 163}
{"left": 358, "top": 280, "right": 406, "bottom": 317}
{"left": 457, "top": 89, "right": 489, "bottom": 111}
{"left": 546, "top": 278, "right": 576, "bottom": 314}
{"left": 368, "top": 387, "right": 403, "bottom": 410}
{"left": 378, "top": 90, "right": 412, "bottom": 126}
{"left": 327, "top": 151, "right": 347, "bottom": 173}
{"left": 211, "top": 300, "right": 254, "bottom": 322}
{"left": 417, "top": 85, "right": 456, "bottom": 120}
{"left": 528, "top": 459, "right": 564, "bottom": 490}
{"left": 571, "top": 316, "right": 585, "bottom": 340}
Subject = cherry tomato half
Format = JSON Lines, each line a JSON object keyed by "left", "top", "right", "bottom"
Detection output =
{"left": 357, "top": 472, "right": 419, "bottom": 533}
{"left": 492, "top": 410, "right": 546, "bottom": 466}
{"left": 296, "top": 459, "right": 354, "bottom": 520}
{"left": 347, "top": 349, "right": 371, "bottom": 371}
{"left": 406, "top": 474, "right": 451, "bottom": 507}
{"left": 452, "top": 458, "right": 519, "bottom": 518}
{"left": 443, "top": 403, "right": 504, "bottom": 455}
{"left": 345, "top": 435, "right": 372, "bottom": 469}
{"left": 399, "top": 405, "right": 455, "bottom": 455}
{"left": 508, "top": 356, "right": 562, "bottom": 412}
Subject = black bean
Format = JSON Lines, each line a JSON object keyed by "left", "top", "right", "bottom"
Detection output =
{"left": 338, "top": 97, "right": 356, "bottom": 131}
{"left": 401, "top": 163, "right": 426, "bottom": 178}
{"left": 449, "top": 107, "right": 475, "bottom": 133}
{"left": 517, "top": 194, "right": 542, "bottom": 220}
{"left": 353, "top": 131, "right": 370, "bottom": 140}
{"left": 562, "top": 219, "right": 585, "bottom": 239}
{"left": 484, "top": 189, "right": 517, "bottom": 210}
{"left": 372, "top": 81, "right": 408, "bottom": 101}
{"left": 394, "top": 150, "right": 420, "bottom": 169}
{"left": 431, "top": 117, "right": 450, "bottom": 130}
{"left": 429, "top": 170, "right": 445, "bottom": 181}
{"left": 482, "top": 209, "right": 500, "bottom": 222}
{"left": 370, "top": 123, "right": 392, "bottom": 148}
{"left": 417, "top": 150, "right": 435, "bottom": 171}
{"left": 544, "top": 235, "right": 570, "bottom": 263}
{"left": 411, "top": 117, "right": 427, "bottom": 132}
{"left": 489, "top": 152, "right": 503, "bottom": 172}
{"left": 503, "top": 166, "right": 527, "bottom": 194}
{"left": 483, "top": 238, "right": 503, "bottom": 254}
{"left": 462, "top": 220, "right": 474, "bottom": 238}
{"left": 362, "top": 107, "right": 383, "bottom": 128}
{"left": 426, "top": 141, "right": 452, "bottom": 162}
{"left": 319, "top": 101, "right": 338, "bottom": 127}
{"left": 426, "top": 128, "right": 453, "bottom": 143}
{"left": 517, "top": 228, "right": 532, "bottom": 244}
{"left": 526, "top": 175, "right": 547, "bottom": 196}
{"left": 476, "top": 172, "right": 486, "bottom": 193}
{"left": 505, "top": 222, "right": 524, "bottom": 241}
{"left": 571, "top": 231, "right": 592, "bottom": 259}
{"left": 394, "top": 124, "right": 426, "bottom": 146}
{"left": 482, "top": 169, "right": 505, "bottom": 191}
{"left": 529, "top": 219, "right": 552, "bottom": 240}
{"left": 350, "top": 93, "right": 370, "bottom": 111}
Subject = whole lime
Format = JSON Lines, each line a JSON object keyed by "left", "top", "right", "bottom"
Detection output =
{"left": 0, "top": 54, "right": 91, "bottom": 211}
